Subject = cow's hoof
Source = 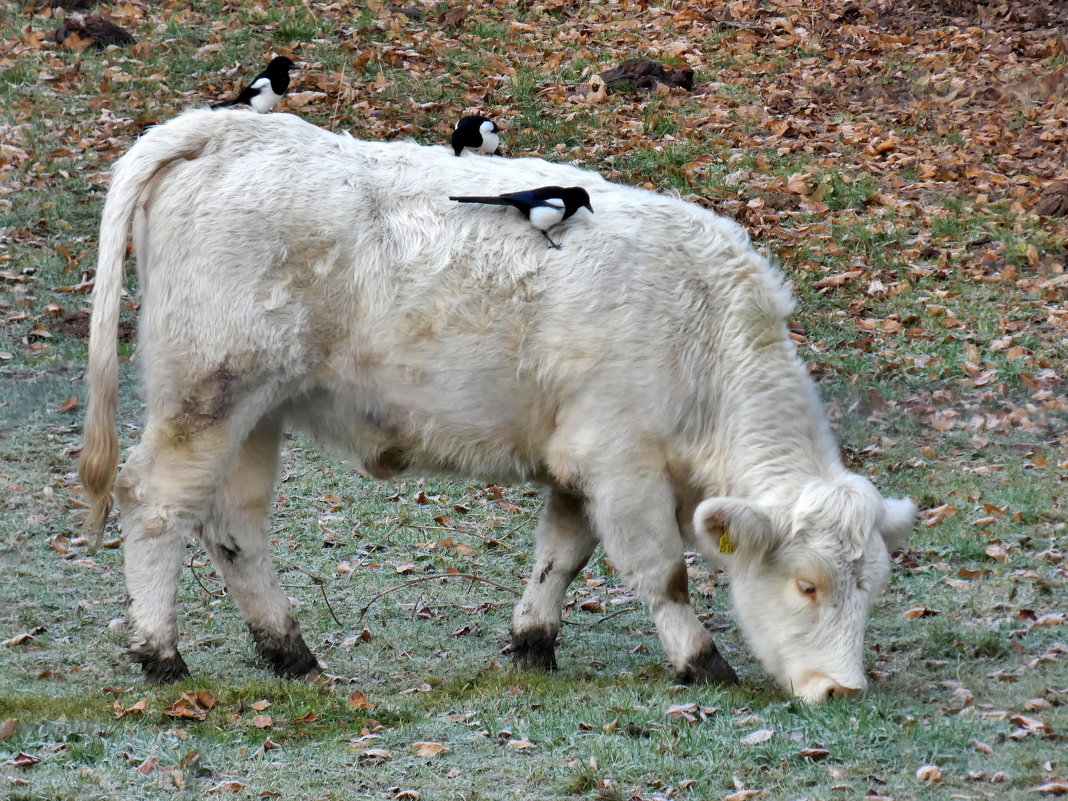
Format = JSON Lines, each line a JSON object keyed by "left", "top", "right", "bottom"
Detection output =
{"left": 676, "top": 642, "right": 739, "bottom": 685}
{"left": 135, "top": 650, "right": 191, "bottom": 683}
{"left": 510, "top": 627, "right": 558, "bottom": 670}
{"left": 250, "top": 625, "right": 320, "bottom": 679}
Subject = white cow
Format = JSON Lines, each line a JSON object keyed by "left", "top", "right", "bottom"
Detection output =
{"left": 79, "top": 109, "right": 916, "bottom": 703}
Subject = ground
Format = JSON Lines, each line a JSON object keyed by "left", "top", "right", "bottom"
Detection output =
{"left": 0, "top": 0, "right": 1065, "bottom": 799}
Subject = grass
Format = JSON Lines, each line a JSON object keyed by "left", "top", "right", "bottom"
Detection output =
{"left": 2, "top": 0, "right": 1066, "bottom": 799}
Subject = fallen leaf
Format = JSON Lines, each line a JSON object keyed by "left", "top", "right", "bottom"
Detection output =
{"left": 903, "top": 605, "right": 940, "bottom": 619}
{"left": 412, "top": 741, "right": 447, "bottom": 757}
{"left": 1010, "top": 714, "right": 1054, "bottom": 738}
{"left": 251, "top": 699, "right": 271, "bottom": 712}
{"left": 2, "top": 627, "right": 44, "bottom": 647}
{"left": 1035, "top": 613, "right": 1066, "bottom": 627}
{"left": 253, "top": 714, "right": 272, "bottom": 729}
{"left": 985, "top": 543, "right": 1009, "bottom": 562}
{"left": 113, "top": 698, "right": 148, "bottom": 718}
{"left": 0, "top": 719, "right": 16, "bottom": 740}
{"left": 283, "top": 91, "right": 327, "bottom": 109}
{"left": 916, "top": 764, "right": 943, "bottom": 782}
{"left": 507, "top": 736, "right": 535, "bottom": 750}
{"left": 440, "top": 6, "right": 468, "bottom": 27}
{"left": 6, "top": 752, "right": 40, "bottom": 767}
{"left": 987, "top": 669, "right": 1018, "bottom": 682}
{"left": 667, "top": 702, "right": 700, "bottom": 722}
{"left": 164, "top": 691, "right": 215, "bottom": 721}
{"left": 739, "top": 728, "right": 775, "bottom": 746}
{"left": 207, "top": 780, "right": 245, "bottom": 793}
{"left": 57, "top": 396, "right": 79, "bottom": 412}
{"left": 348, "top": 690, "right": 374, "bottom": 709}
{"left": 811, "top": 270, "right": 862, "bottom": 289}
{"left": 922, "top": 504, "right": 957, "bottom": 526}
{"left": 586, "top": 74, "right": 608, "bottom": 103}
{"left": 1033, "top": 780, "right": 1068, "bottom": 795}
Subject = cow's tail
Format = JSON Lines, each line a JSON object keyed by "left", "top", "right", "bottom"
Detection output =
{"left": 78, "top": 112, "right": 219, "bottom": 550}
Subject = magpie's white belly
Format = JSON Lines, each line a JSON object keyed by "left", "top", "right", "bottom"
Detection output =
{"left": 248, "top": 77, "right": 282, "bottom": 113}
{"left": 527, "top": 204, "right": 565, "bottom": 232}
{"left": 250, "top": 89, "right": 282, "bottom": 113}
{"left": 478, "top": 130, "right": 499, "bottom": 154}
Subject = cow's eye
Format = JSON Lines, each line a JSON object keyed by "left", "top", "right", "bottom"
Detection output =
{"left": 796, "top": 579, "right": 818, "bottom": 600}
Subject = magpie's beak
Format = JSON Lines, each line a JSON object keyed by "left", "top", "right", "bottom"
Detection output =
{"left": 584, "top": 202, "right": 594, "bottom": 214}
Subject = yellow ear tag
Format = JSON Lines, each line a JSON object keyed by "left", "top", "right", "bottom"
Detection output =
{"left": 718, "top": 528, "right": 735, "bottom": 554}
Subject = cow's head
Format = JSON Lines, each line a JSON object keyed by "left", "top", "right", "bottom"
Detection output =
{"left": 693, "top": 474, "right": 916, "bottom": 704}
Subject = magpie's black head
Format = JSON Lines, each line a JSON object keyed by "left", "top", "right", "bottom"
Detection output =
{"left": 268, "top": 56, "right": 297, "bottom": 73}
{"left": 562, "top": 187, "right": 593, "bottom": 215}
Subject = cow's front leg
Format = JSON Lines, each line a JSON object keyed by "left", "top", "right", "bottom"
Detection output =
{"left": 510, "top": 487, "right": 596, "bottom": 670}
{"left": 198, "top": 417, "right": 318, "bottom": 679}
{"left": 586, "top": 468, "right": 738, "bottom": 685}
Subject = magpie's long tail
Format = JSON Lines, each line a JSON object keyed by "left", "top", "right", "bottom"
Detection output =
{"left": 448, "top": 195, "right": 515, "bottom": 206}
{"left": 209, "top": 98, "right": 238, "bottom": 109}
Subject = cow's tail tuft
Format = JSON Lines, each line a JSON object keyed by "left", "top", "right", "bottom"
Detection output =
{"left": 78, "top": 111, "right": 220, "bottom": 551}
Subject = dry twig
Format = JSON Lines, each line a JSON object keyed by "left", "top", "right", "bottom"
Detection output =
{"left": 357, "top": 573, "right": 519, "bottom": 622}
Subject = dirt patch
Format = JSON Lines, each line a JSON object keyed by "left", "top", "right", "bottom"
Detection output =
{"left": 51, "top": 309, "right": 134, "bottom": 342}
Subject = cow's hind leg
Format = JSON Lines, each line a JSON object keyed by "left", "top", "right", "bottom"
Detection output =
{"left": 510, "top": 487, "right": 596, "bottom": 670}
{"left": 198, "top": 417, "right": 318, "bottom": 679}
{"left": 116, "top": 423, "right": 243, "bottom": 682}
{"left": 586, "top": 467, "right": 738, "bottom": 685}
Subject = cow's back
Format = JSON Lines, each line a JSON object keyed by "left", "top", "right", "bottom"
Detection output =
{"left": 133, "top": 110, "right": 793, "bottom": 477}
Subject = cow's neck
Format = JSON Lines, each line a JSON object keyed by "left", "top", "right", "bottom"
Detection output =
{"left": 702, "top": 334, "right": 845, "bottom": 506}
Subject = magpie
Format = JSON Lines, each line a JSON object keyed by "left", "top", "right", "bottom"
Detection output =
{"left": 451, "top": 115, "right": 501, "bottom": 156}
{"left": 211, "top": 56, "right": 297, "bottom": 113}
{"left": 449, "top": 186, "right": 593, "bottom": 249}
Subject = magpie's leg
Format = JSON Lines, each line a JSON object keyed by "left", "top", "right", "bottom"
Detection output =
{"left": 543, "top": 230, "right": 562, "bottom": 250}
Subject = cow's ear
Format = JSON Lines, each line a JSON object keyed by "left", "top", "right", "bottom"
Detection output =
{"left": 880, "top": 497, "right": 917, "bottom": 553}
{"left": 693, "top": 498, "right": 777, "bottom": 566}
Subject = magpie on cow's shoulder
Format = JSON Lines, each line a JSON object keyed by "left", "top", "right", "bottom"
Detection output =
{"left": 211, "top": 56, "right": 297, "bottom": 114}
{"left": 449, "top": 186, "right": 593, "bottom": 249}
{"left": 451, "top": 115, "right": 501, "bottom": 156}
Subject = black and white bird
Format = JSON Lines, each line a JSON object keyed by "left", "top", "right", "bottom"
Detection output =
{"left": 451, "top": 115, "right": 501, "bottom": 156}
{"left": 211, "top": 56, "right": 297, "bottom": 114}
{"left": 449, "top": 186, "right": 593, "bottom": 249}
